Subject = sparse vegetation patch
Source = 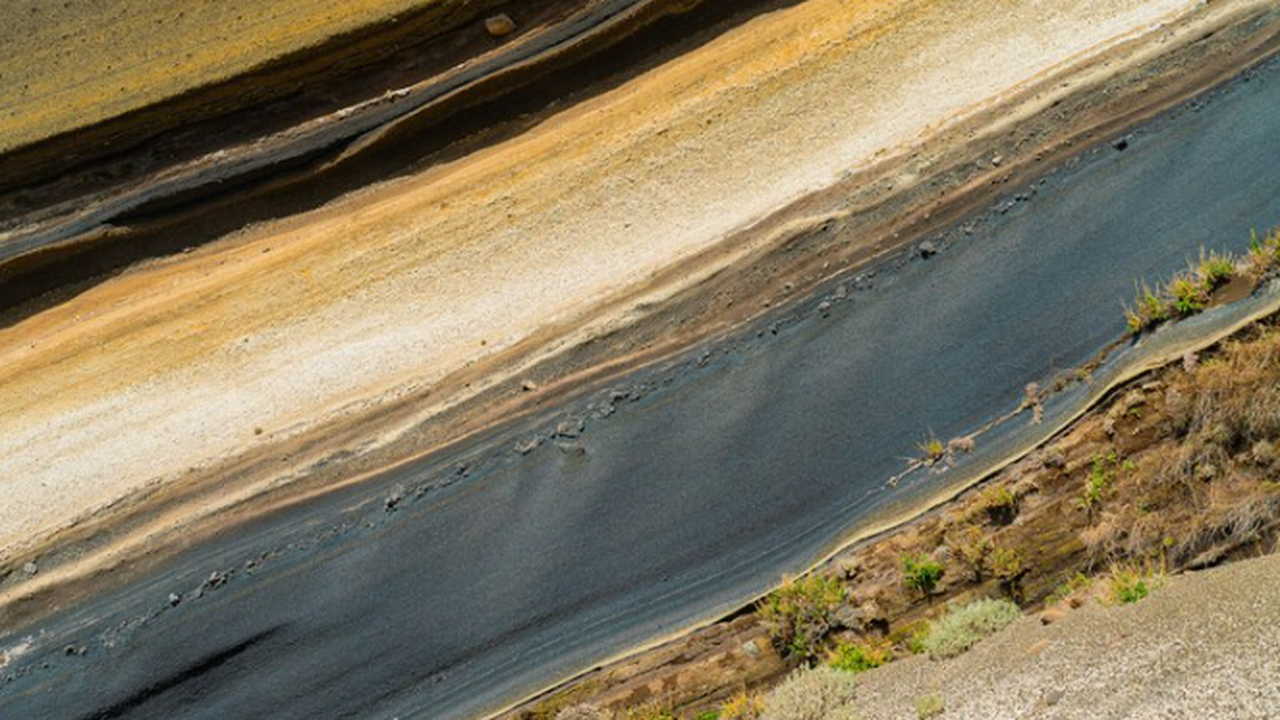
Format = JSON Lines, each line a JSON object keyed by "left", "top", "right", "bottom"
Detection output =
{"left": 901, "top": 554, "right": 945, "bottom": 597}
{"left": 921, "top": 598, "right": 1021, "bottom": 659}
{"left": 758, "top": 574, "right": 847, "bottom": 660}
{"left": 915, "top": 695, "right": 946, "bottom": 719}
{"left": 1125, "top": 230, "right": 1280, "bottom": 336}
{"left": 826, "top": 638, "right": 893, "bottom": 674}
{"left": 1106, "top": 562, "right": 1164, "bottom": 605}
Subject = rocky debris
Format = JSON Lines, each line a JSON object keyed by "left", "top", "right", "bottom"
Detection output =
{"left": 168, "top": 592, "right": 183, "bottom": 607}
{"left": 991, "top": 155, "right": 1004, "bottom": 167}
{"left": 1111, "top": 136, "right": 1130, "bottom": 152}
{"left": 63, "top": 645, "right": 85, "bottom": 657}
{"left": 836, "top": 559, "right": 862, "bottom": 581}
{"left": 556, "top": 441, "right": 587, "bottom": 457}
{"left": 818, "top": 300, "right": 833, "bottom": 317}
{"left": 918, "top": 240, "right": 939, "bottom": 258}
{"left": 556, "top": 418, "right": 585, "bottom": 439}
{"left": 1042, "top": 445, "right": 1066, "bottom": 469}
{"left": 22, "top": 561, "right": 37, "bottom": 576}
{"left": 832, "top": 603, "right": 862, "bottom": 631}
{"left": 1039, "top": 607, "right": 1067, "bottom": 625}
{"left": 947, "top": 436, "right": 976, "bottom": 457}
{"left": 384, "top": 485, "right": 406, "bottom": 512}
{"left": 484, "top": 14, "right": 517, "bottom": 37}
{"left": 200, "top": 570, "right": 229, "bottom": 596}
{"left": 515, "top": 437, "right": 541, "bottom": 455}
{"left": 521, "top": 379, "right": 539, "bottom": 392}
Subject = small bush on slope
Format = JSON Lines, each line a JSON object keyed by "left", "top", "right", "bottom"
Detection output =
{"left": 922, "top": 598, "right": 1021, "bottom": 659}
{"left": 826, "top": 638, "right": 892, "bottom": 674}
{"left": 1106, "top": 562, "right": 1164, "bottom": 605}
{"left": 758, "top": 574, "right": 847, "bottom": 660}
{"left": 901, "top": 554, "right": 945, "bottom": 597}
{"left": 759, "top": 667, "right": 858, "bottom": 720}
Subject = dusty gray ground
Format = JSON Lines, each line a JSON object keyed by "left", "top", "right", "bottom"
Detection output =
{"left": 852, "top": 553, "right": 1280, "bottom": 719}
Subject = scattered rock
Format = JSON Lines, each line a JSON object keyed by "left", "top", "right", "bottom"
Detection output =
{"left": 836, "top": 559, "right": 862, "bottom": 581}
{"left": 203, "top": 570, "right": 228, "bottom": 591}
{"left": 521, "top": 379, "right": 539, "bottom": 392}
{"left": 1040, "top": 607, "right": 1068, "bottom": 625}
{"left": 947, "top": 436, "right": 976, "bottom": 456}
{"left": 168, "top": 592, "right": 182, "bottom": 607}
{"left": 63, "top": 645, "right": 85, "bottom": 657}
{"left": 384, "top": 485, "right": 406, "bottom": 512}
{"left": 741, "top": 639, "right": 761, "bottom": 657}
{"left": 484, "top": 13, "right": 516, "bottom": 37}
{"left": 991, "top": 155, "right": 1004, "bottom": 167}
{"left": 918, "top": 240, "right": 939, "bottom": 258}
{"left": 555, "top": 441, "right": 587, "bottom": 457}
{"left": 832, "top": 603, "right": 862, "bottom": 631}
{"left": 556, "top": 418, "right": 586, "bottom": 438}
{"left": 515, "top": 438, "right": 540, "bottom": 455}
{"left": 1112, "top": 136, "right": 1130, "bottom": 151}
{"left": 22, "top": 561, "right": 37, "bottom": 576}
{"left": 1043, "top": 689, "right": 1065, "bottom": 707}
{"left": 818, "top": 300, "right": 833, "bottom": 316}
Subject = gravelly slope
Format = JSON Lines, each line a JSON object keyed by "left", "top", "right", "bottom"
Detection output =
{"left": 852, "top": 552, "right": 1280, "bottom": 719}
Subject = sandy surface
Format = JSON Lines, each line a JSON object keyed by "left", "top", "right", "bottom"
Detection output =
{"left": 853, "top": 553, "right": 1280, "bottom": 719}
{"left": 0, "top": 0, "right": 1205, "bottom": 556}
{"left": 0, "top": 0, "right": 452, "bottom": 153}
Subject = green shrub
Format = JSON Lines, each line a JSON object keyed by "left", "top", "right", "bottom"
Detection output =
{"left": 697, "top": 712, "right": 722, "bottom": 720}
{"left": 902, "top": 554, "right": 945, "bottom": 597}
{"left": 915, "top": 695, "right": 946, "bottom": 719}
{"left": 918, "top": 435, "right": 945, "bottom": 465}
{"left": 826, "top": 638, "right": 892, "bottom": 674}
{"left": 978, "top": 485, "right": 1018, "bottom": 525}
{"left": 1080, "top": 452, "right": 1116, "bottom": 511}
{"left": 986, "top": 546, "right": 1024, "bottom": 583}
{"left": 1198, "top": 249, "right": 1236, "bottom": 287}
{"left": 1170, "top": 274, "right": 1208, "bottom": 316}
{"left": 758, "top": 575, "right": 847, "bottom": 660}
{"left": 1106, "top": 562, "right": 1163, "bottom": 605}
{"left": 760, "top": 667, "right": 858, "bottom": 720}
{"left": 922, "top": 598, "right": 1021, "bottom": 659}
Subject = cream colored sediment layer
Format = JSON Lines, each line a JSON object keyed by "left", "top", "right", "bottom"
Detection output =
{"left": 0, "top": 0, "right": 1201, "bottom": 554}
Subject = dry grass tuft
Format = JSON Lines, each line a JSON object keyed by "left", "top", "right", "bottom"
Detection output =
{"left": 1087, "top": 324, "right": 1280, "bottom": 566}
